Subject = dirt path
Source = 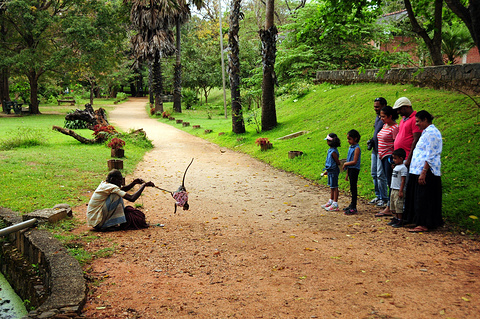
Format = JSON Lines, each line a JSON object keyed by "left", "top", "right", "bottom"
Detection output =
{"left": 75, "top": 98, "right": 480, "bottom": 319}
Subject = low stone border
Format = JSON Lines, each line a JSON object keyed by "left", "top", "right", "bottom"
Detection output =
{"left": 315, "top": 63, "right": 480, "bottom": 95}
{"left": 0, "top": 206, "right": 87, "bottom": 318}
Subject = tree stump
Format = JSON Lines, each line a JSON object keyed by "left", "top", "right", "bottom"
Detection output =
{"left": 176, "top": 119, "right": 183, "bottom": 124}
{"left": 111, "top": 149, "right": 125, "bottom": 158}
{"left": 64, "top": 104, "right": 108, "bottom": 129}
{"left": 193, "top": 125, "right": 201, "bottom": 129}
{"left": 288, "top": 151, "right": 303, "bottom": 159}
{"left": 261, "top": 143, "right": 273, "bottom": 151}
{"left": 107, "top": 159, "right": 123, "bottom": 170}
{"left": 183, "top": 122, "right": 190, "bottom": 127}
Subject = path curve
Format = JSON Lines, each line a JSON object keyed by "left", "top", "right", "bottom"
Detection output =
{"left": 78, "top": 98, "right": 480, "bottom": 319}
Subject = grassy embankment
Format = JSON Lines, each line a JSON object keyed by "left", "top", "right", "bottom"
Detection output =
{"left": 157, "top": 82, "right": 480, "bottom": 233}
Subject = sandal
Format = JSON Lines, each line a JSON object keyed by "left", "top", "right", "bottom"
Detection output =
{"left": 408, "top": 226, "right": 428, "bottom": 233}
{"left": 375, "top": 212, "right": 393, "bottom": 217}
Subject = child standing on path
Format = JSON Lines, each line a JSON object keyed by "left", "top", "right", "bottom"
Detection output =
{"left": 387, "top": 148, "right": 408, "bottom": 227}
{"left": 343, "top": 130, "right": 361, "bottom": 215}
{"left": 321, "top": 133, "right": 342, "bottom": 211}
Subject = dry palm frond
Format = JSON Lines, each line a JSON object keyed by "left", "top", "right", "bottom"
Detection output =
{"left": 128, "top": 0, "right": 197, "bottom": 62}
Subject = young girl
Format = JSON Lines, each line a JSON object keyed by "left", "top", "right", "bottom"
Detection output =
{"left": 321, "top": 133, "right": 341, "bottom": 211}
{"left": 342, "top": 129, "right": 361, "bottom": 215}
{"left": 375, "top": 105, "right": 399, "bottom": 217}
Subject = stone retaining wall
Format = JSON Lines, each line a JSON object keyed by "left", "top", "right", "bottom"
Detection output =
{"left": 0, "top": 207, "right": 87, "bottom": 319}
{"left": 315, "top": 63, "right": 480, "bottom": 95}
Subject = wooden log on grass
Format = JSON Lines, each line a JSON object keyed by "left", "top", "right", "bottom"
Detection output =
{"left": 52, "top": 126, "right": 104, "bottom": 144}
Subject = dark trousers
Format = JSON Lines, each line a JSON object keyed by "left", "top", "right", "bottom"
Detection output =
{"left": 404, "top": 172, "right": 443, "bottom": 229}
{"left": 348, "top": 168, "right": 360, "bottom": 208}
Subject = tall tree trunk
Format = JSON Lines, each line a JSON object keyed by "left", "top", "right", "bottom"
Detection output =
{"left": 445, "top": 0, "right": 480, "bottom": 51}
{"left": 0, "top": 8, "right": 10, "bottom": 104}
{"left": 173, "top": 20, "right": 182, "bottom": 113}
{"left": 0, "top": 67, "right": 9, "bottom": 104}
{"left": 149, "top": 62, "right": 154, "bottom": 106}
{"left": 136, "top": 69, "right": 143, "bottom": 97}
{"left": 89, "top": 79, "right": 95, "bottom": 105}
{"left": 27, "top": 70, "right": 40, "bottom": 114}
{"left": 404, "top": 0, "right": 444, "bottom": 65}
{"left": 260, "top": 0, "right": 277, "bottom": 131}
{"left": 229, "top": 0, "right": 245, "bottom": 134}
{"left": 467, "top": 0, "right": 480, "bottom": 50}
{"left": 153, "top": 53, "right": 164, "bottom": 113}
{"left": 129, "top": 83, "right": 137, "bottom": 97}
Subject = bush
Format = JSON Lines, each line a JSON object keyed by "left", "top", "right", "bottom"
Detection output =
{"left": 276, "top": 80, "right": 314, "bottom": 99}
{"left": 115, "top": 92, "right": 128, "bottom": 104}
{"left": 182, "top": 89, "right": 199, "bottom": 109}
{"left": 9, "top": 79, "right": 30, "bottom": 103}
{"left": 0, "top": 128, "right": 46, "bottom": 150}
{"left": 64, "top": 110, "right": 89, "bottom": 129}
{"left": 119, "top": 129, "right": 153, "bottom": 149}
{"left": 47, "top": 95, "right": 58, "bottom": 105}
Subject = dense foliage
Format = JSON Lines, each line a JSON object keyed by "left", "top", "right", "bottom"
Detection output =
{"left": 276, "top": 0, "right": 411, "bottom": 82}
{"left": 0, "top": 0, "right": 132, "bottom": 112}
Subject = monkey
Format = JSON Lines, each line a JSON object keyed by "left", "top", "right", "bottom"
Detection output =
{"left": 155, "top": 158, "right": 194, "bottom": 213}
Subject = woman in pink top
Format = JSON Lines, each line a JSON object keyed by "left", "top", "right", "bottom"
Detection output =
{"left": 375, "top": 105, "right": 399, "bottom": 217}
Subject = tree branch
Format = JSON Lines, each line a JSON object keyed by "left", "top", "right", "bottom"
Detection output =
{"left": 52, "top": 126, "right": 102, "bottom": 144}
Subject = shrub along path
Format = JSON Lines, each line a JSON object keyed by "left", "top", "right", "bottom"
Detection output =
{"left": 75, "top": 98, "right": 480, "bottom": 318}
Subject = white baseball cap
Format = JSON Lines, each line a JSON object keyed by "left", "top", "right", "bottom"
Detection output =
{"left": 393, "top": 97, "right": 412, "bottom": 109}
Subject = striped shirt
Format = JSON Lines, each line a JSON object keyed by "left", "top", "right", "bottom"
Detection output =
{"left": 377, "top": 123, "right": 399, "bottom": 160}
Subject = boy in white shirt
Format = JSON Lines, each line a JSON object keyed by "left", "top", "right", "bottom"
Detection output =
{"left": 387, "top": 148, "right": 408, "bottom": 227}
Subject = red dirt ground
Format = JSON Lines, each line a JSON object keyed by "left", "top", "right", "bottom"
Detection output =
{"left": 71, "top": 98, "right": 480, "bottom": 319}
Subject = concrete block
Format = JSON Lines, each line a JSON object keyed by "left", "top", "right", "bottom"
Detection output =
{"left": 23, "top": 207, "right": 70, "bottom": 224}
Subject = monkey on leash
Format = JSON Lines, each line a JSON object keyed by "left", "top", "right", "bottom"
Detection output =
{"left": 155, "top": 158, "right": 194, "bottom": 213}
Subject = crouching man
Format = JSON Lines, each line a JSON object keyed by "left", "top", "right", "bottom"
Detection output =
{"left": 87, "top": 169, "right": 155, "bottom": 231}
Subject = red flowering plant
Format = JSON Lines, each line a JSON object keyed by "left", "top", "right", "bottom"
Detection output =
{"left": 92, "top": 124, "right": 117, "bottom": 138}
{"left": 255, "top": 137, "right": 270, "bottom": 146}
{"left": 107, "top": 137, "right": 125, "bottom": 150}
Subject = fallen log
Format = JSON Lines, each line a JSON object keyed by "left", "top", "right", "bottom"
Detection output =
{"left": 52, "top": 126, "right": 105, "bottom": 144}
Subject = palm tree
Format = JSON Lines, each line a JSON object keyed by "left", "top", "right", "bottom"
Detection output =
{"left": 129, "top": 0, "right": 178, "bottom": 113}
{"left": 442, "top": 23, "right": 475, "bottom": 64}
{"left": 228, "top": 0, "right": 245, "bottom": 134}
{"left": 260, "top": 0, "right": 277, "bottom": 131}
{"left": 128, "top": 0, "right": 202, "bottom": 113}
{"left": 173, "top": 0, "right": 191, "bottom": 113}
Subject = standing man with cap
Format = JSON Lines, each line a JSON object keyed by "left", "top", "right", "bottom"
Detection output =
{"left": 368, "top": 97, "right": 388, "bottom": 207}
{"left": 392, "top": 97, "right": 423, "bottom": 226}
{"left": 393, "top": 97, "right": 422, "bottom": 167}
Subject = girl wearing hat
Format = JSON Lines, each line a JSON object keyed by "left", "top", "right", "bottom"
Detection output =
{"left": 321, "top": 133, "right": 341, "bottom": 211}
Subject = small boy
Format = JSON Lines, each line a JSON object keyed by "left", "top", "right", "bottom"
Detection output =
{"left": 387, "top": 148, "right": 408, "bottom": 227}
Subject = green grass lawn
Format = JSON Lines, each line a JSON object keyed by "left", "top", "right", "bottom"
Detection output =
{"left": 158, "top": 83, "right": 480, "bottom": 233}
{"left": 0, "top": 99, "right": 151, "bottom": 212}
